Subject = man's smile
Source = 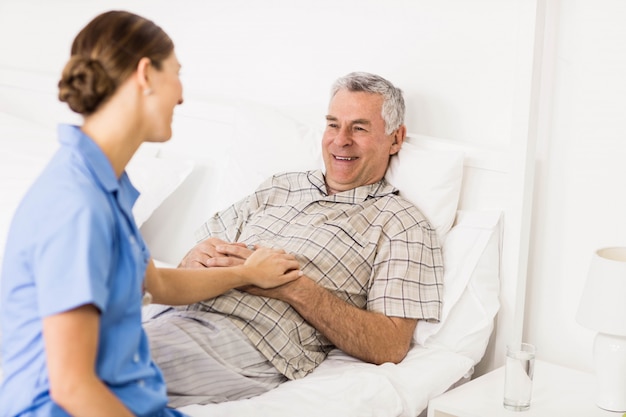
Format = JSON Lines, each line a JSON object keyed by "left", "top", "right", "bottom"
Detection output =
{"left": 334, "top": 155, "right": 358, "bottom": 161}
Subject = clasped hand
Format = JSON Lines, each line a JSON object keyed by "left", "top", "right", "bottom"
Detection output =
{"left": 179, "top": 237, "right": 248, "bottom": 268}
{"left": 179, "top": 237, "right": 302, "bottom": 290}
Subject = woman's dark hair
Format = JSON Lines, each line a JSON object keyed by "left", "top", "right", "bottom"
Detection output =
{"left": 58, "top": 10, "right": 173, "bottom": 115}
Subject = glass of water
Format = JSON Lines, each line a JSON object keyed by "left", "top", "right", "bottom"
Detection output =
{"left": 503, "top": 342, "right": 536, "bottom": 411}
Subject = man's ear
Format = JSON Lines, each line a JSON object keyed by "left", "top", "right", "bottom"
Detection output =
{"left": 390, "top": 125, "right": 406, "bottom": 155}
{"left": 136, "top": 57, "right": 152, "bottom": 93}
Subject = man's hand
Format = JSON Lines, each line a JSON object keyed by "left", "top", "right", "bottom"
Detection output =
{"left": 178, "top": 238, "right": 249, "bottom": 268}
{"left": 240, "top": 275, "right": 304, "bottom": 300}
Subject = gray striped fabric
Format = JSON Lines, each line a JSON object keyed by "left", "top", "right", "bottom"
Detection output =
{"left": 145, "top": 310, "right": 286, "bottom": 408}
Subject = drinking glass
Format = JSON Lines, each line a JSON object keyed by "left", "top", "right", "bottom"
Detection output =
{"left": 503, "top": 342, "right": 536, "bottom": 411}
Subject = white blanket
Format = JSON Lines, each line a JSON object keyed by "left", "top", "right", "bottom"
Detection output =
{"left": 179, "top": 347, "right": 473, "bottom": 417}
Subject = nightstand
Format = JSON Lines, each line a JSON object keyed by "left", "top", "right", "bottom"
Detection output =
{"left": 427, "top": 360, "right": 622, "bottom": 417}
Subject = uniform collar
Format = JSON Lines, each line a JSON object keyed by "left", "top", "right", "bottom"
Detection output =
{"left": 58, "top": 124, "right": 119, "bottom": 193}
{"left": 57, "top": 124, "right": 140, "bottom": 223}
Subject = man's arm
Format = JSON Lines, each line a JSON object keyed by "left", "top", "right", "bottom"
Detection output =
{"left": 179, "top": 236, "right": 431, "bottom": 365}
{"left": 243, "top": 275, "right": 416, "bottom": 364}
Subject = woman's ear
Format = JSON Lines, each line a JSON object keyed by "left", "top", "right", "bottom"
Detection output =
{"left": 390, "top": 125, "right": 406, "bottom": 155}
{"left": 136, "top": 57, "right": 152, "bottom": 94}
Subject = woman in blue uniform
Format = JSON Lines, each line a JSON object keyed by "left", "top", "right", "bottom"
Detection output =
{"left": 0, "top": 10, "right": 301, "bottom": 417}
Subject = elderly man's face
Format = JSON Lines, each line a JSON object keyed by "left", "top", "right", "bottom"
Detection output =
{"left": 322, "top": 90, "right": 403, "bottom": 195}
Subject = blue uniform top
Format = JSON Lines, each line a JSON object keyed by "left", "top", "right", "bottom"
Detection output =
{"left": 0, "top": 125, "right": 185, "bottom": 417}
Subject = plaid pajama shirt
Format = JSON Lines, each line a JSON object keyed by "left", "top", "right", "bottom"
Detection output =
{"left": 181, "top": 170, "right": 443, "bottom": 380}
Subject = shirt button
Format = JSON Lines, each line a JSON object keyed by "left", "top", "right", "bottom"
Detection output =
{"left": 130, "top": 235, "right": 136, "bottom": 245}
{"left": 138, "top": 379, "right": 145, "bottom": 387}
{"left": 133, "top": 353, "right": 140, "bottom": 363}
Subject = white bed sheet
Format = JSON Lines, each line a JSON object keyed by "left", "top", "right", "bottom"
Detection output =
{"left": 179, "top": 347, "right": 473, "bottom": 417}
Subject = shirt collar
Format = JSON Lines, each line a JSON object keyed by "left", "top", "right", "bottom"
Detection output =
{"left": 308, "top": 169, "right": 399, "bottom": 203}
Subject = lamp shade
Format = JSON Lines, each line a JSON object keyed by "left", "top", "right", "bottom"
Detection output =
{"left": 576, "top": 247, "right": 626, "bottom": 335}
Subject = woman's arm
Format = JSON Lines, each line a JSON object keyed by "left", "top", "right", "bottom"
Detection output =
{"left": 43, "top": 305, "right": 135, "bottom": 417}
{"left": 146, "top": 246, "right": 302, "bottom": 305}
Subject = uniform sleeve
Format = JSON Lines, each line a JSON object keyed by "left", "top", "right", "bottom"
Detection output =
{"left": 33, "top": 201, "right": 114, "bottom": 317}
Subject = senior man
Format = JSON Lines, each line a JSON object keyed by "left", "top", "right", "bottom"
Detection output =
{"left": 144, "top": 72, "right": 444, "bottom": 407}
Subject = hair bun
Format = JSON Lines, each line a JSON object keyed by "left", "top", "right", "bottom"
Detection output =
{"left": 58, "top": 56, "right": 116, "bottom": 115}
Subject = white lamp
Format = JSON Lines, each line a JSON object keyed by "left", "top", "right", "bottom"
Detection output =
{"left": 576, "top": 247, "right": 626, "bottom": 412}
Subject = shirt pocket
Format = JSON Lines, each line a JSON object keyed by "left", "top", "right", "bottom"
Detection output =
{"left": 322, "top": 220, "right": 368, "bottom": 248}
{"left": 304, "top": 220, "right": 373, "bottom": 302}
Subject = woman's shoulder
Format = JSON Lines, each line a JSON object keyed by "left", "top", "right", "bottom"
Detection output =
{"left": 15, "top": 153, "right": 116, "bottom": 236}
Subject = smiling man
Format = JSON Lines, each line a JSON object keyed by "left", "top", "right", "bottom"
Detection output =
{"left": 323, "top": 84, "right": 405, "bottom": 194}
{"left": 144, "top": 72, "right": 444, "bottom": 408}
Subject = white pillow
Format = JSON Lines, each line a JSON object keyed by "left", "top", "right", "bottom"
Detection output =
{"left": 126, "top": 148, "right": 194, "bottom": 228}
{"left": 385, "top": 140, "right": 464, "bottom": 238}
{"left": 215, "top": 99, "right": 323, "bottom": 206}
{"left": 139, "top": 98, "right": 319, "bottom": 264}
{"left": 415, "top": 210, "right": 502, "bottom": 363}
{"left": 215, "top": 101, "right": 464, "bottom": 239}
{"left": 137, "top": 97, "right": 242, "bottom": 264}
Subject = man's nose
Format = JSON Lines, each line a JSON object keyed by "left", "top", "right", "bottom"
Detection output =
{"left": 334, "top": 127, "right": 352, "bottom": 146}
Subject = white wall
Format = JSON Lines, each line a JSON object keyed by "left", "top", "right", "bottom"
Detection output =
{"left": 0, "top": 0, "right": 535, "bottom": 376}
{"left": 526, "top": 0, "right": 626, "bottom": 372}
{"left": 0, "top": 0, "right": 520, "bottom": 147}
{"left": 1, "top": 0, "right": 623, "bottom": 375}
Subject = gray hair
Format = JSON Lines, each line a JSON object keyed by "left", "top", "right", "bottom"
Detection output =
{"left": 330, "top": 72, "right": 405, "bottom": 135}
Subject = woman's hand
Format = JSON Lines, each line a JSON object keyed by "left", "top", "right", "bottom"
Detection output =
{"left": 149, "top": 245, "right": 301, "bottom": 305}
{"left": 178, "top": 237, "right": 247, "bottom": 268}
{"left": 241, "top": 247, "right": 302, "bottom": 289}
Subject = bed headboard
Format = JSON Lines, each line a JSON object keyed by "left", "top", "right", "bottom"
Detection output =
{"left": 407, "top": 134, "right": 530, "bottom": 375}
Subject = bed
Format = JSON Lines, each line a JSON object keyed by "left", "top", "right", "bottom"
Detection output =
{"left": 0, "top": 0, "right": 543, "bottom": 409}
{"left": 0, "top": 86, "right": 514, "bottom": 416}
{"left": 143, "top": 97, "right": 506, "bottom": 417}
